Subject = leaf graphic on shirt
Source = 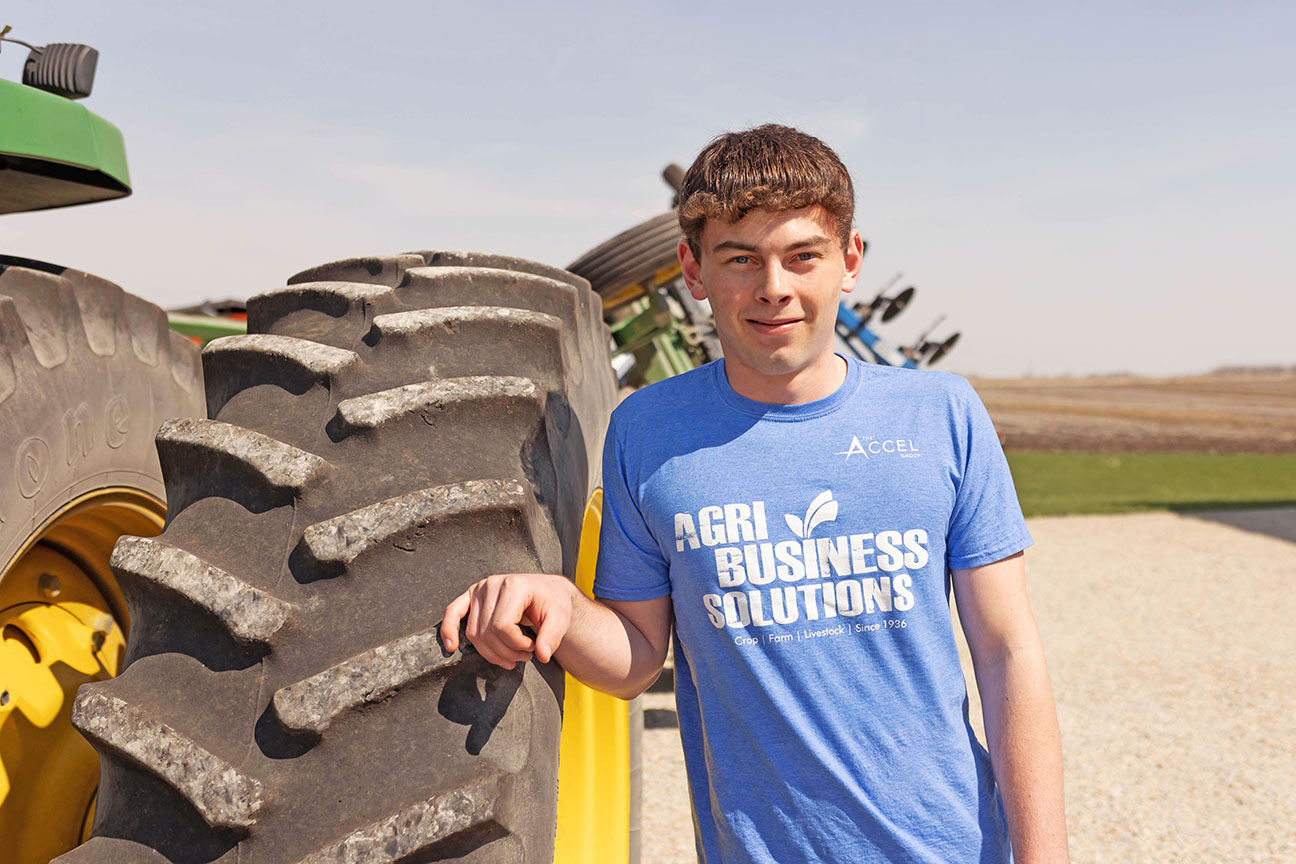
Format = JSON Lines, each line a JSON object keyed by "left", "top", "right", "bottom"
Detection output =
{"left": 806, "top": 499, "right": 839, "bottom": 536}
{"left": 802, "top": 489, "right": 837, "bottom": 538}
{"left": 785, "top": 513, "right": 805, "bottom": 538}
{"left": 785, "top": 490, "right": 838, "bottom": 539}
{"left": 804, "top": 489, "right": 833, "bottom": 519}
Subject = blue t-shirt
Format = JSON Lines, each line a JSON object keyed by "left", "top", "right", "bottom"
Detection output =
{"left": 594, "top": 356, "right": 1032, "bottom": 864}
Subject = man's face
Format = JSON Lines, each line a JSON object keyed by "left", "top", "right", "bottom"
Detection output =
{"left": 679, "top": 205, "right": 863, "bottom": 392}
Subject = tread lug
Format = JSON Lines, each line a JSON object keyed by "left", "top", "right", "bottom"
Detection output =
{"left": 112, "top": 535, "right": 293, "bottom": 647}
{"left": 296, "top": 774, "right": 501, "bottom": 864}
{"left": 73, "top": 687, "right": 265, "bottom": 830}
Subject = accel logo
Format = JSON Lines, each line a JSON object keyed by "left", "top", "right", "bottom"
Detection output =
{"left": 834, "top": 435, "right": 920, "bottom": 461}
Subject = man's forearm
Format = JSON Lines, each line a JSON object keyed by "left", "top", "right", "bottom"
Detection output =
{"left": 441, "top": 572, "right": 671, "bottom": 696}
{"left": 552, "top": 582, "right": 668, "bottom": 700}
{"left": 976, "top": 642, "right": 1070, "bottom": 863}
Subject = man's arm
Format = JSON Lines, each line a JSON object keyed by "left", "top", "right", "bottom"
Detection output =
{"left": 440, "top": 573, "right": 672, "bottom": 700}
{"left": 952, "top": 551, "right": 1070, "bottom": 864}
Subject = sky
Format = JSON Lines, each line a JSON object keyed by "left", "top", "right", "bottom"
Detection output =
{"left": 2, "top": 1, "right": 1292, "bottom": 377}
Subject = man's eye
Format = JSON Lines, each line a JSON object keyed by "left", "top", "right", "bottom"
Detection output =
{"left": 796, "top": 252, "right": 817, "bottom": 261}
{"left": 731, "top": 255, "right": 750, "bottom": 265}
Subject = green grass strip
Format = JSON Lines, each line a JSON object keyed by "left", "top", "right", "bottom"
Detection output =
{"left": 1005, "top": 451, "right": 1296, "bottom": 517}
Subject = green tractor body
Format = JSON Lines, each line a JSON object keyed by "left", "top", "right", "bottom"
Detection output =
{"left": 0, "top": 75, "right": 130, "bottom": 214}
{"left": 0, "top": 41, "right": 247, "bottom": 345}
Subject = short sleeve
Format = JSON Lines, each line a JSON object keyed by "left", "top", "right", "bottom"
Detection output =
{"left": 945, "top": 378, "right": 1033, "bottom": 570}
{"left": 593, "top": 410, "right": 673, "bottom": 601}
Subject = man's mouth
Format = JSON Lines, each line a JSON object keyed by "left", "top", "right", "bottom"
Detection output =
{"left": 747, "top": 317, "right": 801, "bottom": 335}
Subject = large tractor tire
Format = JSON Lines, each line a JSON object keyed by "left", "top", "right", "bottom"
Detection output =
{"left": 566, "top": 212, "right": 681, "bottom": 299}
{"left": 0, "top": 256, "right": 204, "bottom": 863}
{"left": 58, "top": 251, "right": 620, "bottom": 863}
{"left": 569, "top": 213, "right": 721, "bottom": 377}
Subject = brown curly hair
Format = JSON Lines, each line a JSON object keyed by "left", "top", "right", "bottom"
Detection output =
{"left": 678, "top": 124, "right": 855, "bottom": 259}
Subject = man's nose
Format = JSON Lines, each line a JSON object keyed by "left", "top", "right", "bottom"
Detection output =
{"left": 755, "top": 262, "right": 792, "bottom": 304}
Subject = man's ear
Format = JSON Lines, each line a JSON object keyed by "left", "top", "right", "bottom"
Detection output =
{"left": 679, "top": 238, "right": 707, "bottom": 301}
{"left": 840, "top": 229, "right": 865, "bottom": 295}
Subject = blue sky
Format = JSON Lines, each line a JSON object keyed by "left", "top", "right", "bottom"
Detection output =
{"left": 3, "top": 1, "right": 1292, "bottom": 376}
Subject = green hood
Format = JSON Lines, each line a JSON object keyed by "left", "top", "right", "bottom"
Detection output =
{"left": 0, "top": 77, "right": 130, "bottom": 214}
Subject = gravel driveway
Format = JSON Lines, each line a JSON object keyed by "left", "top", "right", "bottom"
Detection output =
{"left": 640, "top": 509, "right": 1296, "bottom": 863}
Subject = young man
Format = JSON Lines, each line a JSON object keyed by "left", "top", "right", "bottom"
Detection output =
{"left": 442, "top": 125, "right": 1069, "bottom": 863}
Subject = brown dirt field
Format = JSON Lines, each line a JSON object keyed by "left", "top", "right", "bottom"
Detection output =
{"left": 966, "top": 373, "right": 1296, "bottom": 453}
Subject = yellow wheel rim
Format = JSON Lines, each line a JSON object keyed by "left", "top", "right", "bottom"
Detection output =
{"left": 553, "top": 489, "right": 633, "bottom": 864}
{"left": 0, "top": 488, "right": 164, "bottom": 864}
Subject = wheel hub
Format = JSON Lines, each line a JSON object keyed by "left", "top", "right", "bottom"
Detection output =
{"left": 0, "top": 488, "right": 162, "bottom": 862}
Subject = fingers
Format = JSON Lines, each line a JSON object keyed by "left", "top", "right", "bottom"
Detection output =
{"left": 469, "top": 585, "right": 532, "bottom": 668}
{"left": 531, "top": 593, "right": 572, "bottom": 664}
{"left": 442, "top": 574, "right": 574, "bottom": 670}
{"left": 492, "top": 580, "right": 539, "bottom": 653}
{"left": 449, "top": 575, "right": 556, "bottom": 670}
{"left": 440, "top": 590, "right": 471, "bottom": 654}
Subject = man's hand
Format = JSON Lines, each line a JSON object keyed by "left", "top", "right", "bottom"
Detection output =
{"left": 441, "top": 573, "right": 577, "bottom": 669}
{"left": 441, "top": 573, "right": 673, "bottom": 700}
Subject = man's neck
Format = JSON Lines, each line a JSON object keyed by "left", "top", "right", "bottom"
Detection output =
{"left": 723, "top": 353, "right": 848, "bottom": 405}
